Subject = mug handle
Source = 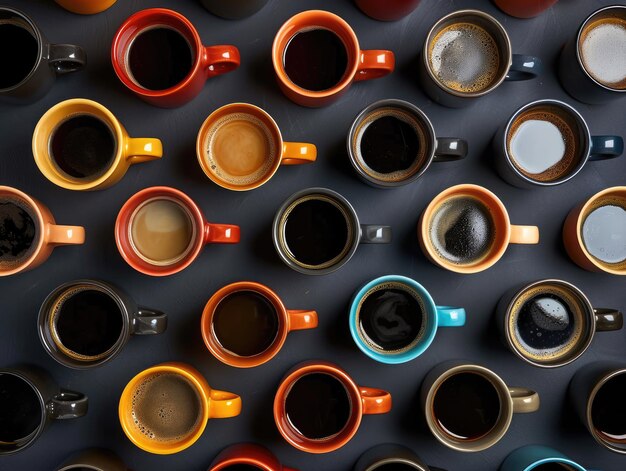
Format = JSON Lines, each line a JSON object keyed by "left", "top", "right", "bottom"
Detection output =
{"left": 208, "top": 389, "right": 242, "bottom": 419}
{"left": 354, "top": 50, "right": 395, "bottom": 82}
{"left": 204, "top": 223, "right": 241, "bottom": 244}
{"left": 594, "top": 308, "right": 623, "bottom": 332}
{"left": 588, "top": 136, "right": 624, "bottom": 161}
{"left": 505, "top": 54, "right": 542, "bottom": 81}
{"left": 280, "top": 142, "right": 317, "bottom": 165}
{"left": 131, "top": 307, "right": 168, "bottom": 335}
{"left": 509, "top": 225, "right": 539, "bottom": 244}
{"left": 359, "top": 387, "right": 392, "bottom": 415}
{"left": 48, "top": 44, "right": 86, "bottom": 74}
{"left": 435, "top": 306, "right": 465, "bottom": 327}
{"left": 125, "top": 138, "right": 163, "bottom": 165}
{"left": 47, "top": 390, "right": 88, "bottom": 419}
{"left": 509, "top": 387, "right": 540, "bottom": 413}
{"left": 360, "top": 224, "right": 392, "bottom": 244}
{"left": 202, "top": 45, "right": 241, "bottom": 78}
{"left": 287, "top": 310, "right": 318, "bottom": 331}
{"left": 48, "top": 224, "right": 85, "bottom": 246}
{"left": 434, "top": 138, "right": 468, "bottom": 162}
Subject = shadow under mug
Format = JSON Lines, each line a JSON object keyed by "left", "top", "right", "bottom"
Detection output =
{"left": 201, "top": 281, "right": 318, "bottom": 368}
{"left": 500, "top": 445, "right": 596, "bottom": 471}
{"left": 196, "top": 102, "right": 317, "bottom": 191}
{"left": 354, "top": 443, "right": 447, "bottom": 471}
{"left": 493, "top": 0, "right": 558, "bottom": 18}
{"left": 38, "top": 279, "right": 167, "bottom": 369}
{"left": 0, "top": 7, "right": 86, "bottom": 104}
{"left": 347, "top": 99, "right": 467, "bottom": 188}
{"left": 355, "top": 0, "right": 421, "bottom": 21}
{"left": 349, "top": 275, "right": 465, "bottom": 364}
{"left": 33, "top": 98, "right": 163, "bottom": 191}
{"left": 200, "top": 0, "right": 269, "bottom": 19}
{"left": 54, "top": 0, "right": 117, "bottom": 14}
{"left": 209, "top": 443, "right": 297, "bottom": 471}
{"left": 55, "top": 448, "right": 128, "bottom": 471}
{"left": 272, "top": 10, "right": 395, "bottom": 107}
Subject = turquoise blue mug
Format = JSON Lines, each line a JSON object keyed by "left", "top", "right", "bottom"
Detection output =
{"left": 500, "top": 445, "right": 599, "bottom": 471}
{"left": 349, "top": 275, "right": 465, "bottom": 364}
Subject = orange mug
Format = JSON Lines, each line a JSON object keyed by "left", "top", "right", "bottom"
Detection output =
{"left": 55, "top": 0, "right": 117, "bottom": 14}
{"left": 272, "top": 10, "right": 395, "bottom": 107}
{"left": 0, "top": 186, "right": 85, "bottom": 276}
{"left": 208, "top": 443, "right": 297, "bottom": 471}
{"left": 201, "top": 281, "right": 317, "bottom": 368}
{"left": 419, "top": 184, "right": 539, "bottom": 273}
{"left": 273, "top": 361, "right": 392, "bottom": 453}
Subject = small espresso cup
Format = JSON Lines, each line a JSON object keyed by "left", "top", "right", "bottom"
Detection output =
{"left": 493, "top": 0, "right": 558, "bottom": 18}
{"left": 347, "top": 99, "right": 467, "bottom": 188}
{"left": 500, "top": 445, "right": 594, "bottom": 471}
{"left": 38, "top": 279, "right": 168, "bottom": 369}
{"left": 274, "top": 361, "right": 392, "bottom": 453}
{"left": 420, "top": 10, "right": 542, "bottom": 108}
{"left": 112, "top": 8, "right": 240, "bottom": 108}
{"left": 355, "top": 0, "right": 421, "bottom": 21}
{"left": 563, "top": 186, "right": 626, "bottom": 275}
{"left": 421, "top": 361, "right": 540, "bottom": 452}
{"left": 0, "top": 7, "right": 86, "bottom": 104}
{"left": 559, "top": 5, "right": 626, "bottom": 104}
{"left": 273, "top": 187, "right": 392, "bottom": 275}
{"left": 419, "top": 184, "right": 540, "bottom": 274}
{"left": 0, "top": 365, "right": 88, "bottom": 455}
{"left": 201, "top": 281, "right": 318, "bottom": 368}
{"left": 119, "top": 362, "right": 242, "bottom": 455}
{"left": 33, "top": 99, "right": 163, "bottom": 191}
{"left": 209, "top": 443, "right": 297, "bottom": 471}
{"left": 354, "top": 444, "right": 446, "bottom": 471}
{"left": 350, "top": 275, "right": 465, "bottom": 364}
{"left": 272, "top": 10, "right": 395, "bottom": 107}
{"left": 197, "top": 103, "right": 317, "bottom": 191}
{"left": 497, "top": 279, "right": 622, "bottom": 368}
{"left": 0, "top": 186, "right": 85, "bottom": 277}
{"left": 200, "top": 0, "right": 269, "bottom": 19}
{"left": 55, "top": 0, "right": 117, "bottom": 14}
{"left": 116, "top": 186, "right": 240, "bottom": 276}
{"left": 494, "top": 99, "right": 623, "bottom": 188}
{"left": 55, "top": 448, "right": 128, "bottom": 471}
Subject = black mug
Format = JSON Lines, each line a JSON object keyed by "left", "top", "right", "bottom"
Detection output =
{"left": 55, "top": 448, "right": 129, "bottom": 471}
{"left": 354, "top": 444, "right": 446, "bottom": 471}
{"left": 0, "top": 7, "right": 86, "bottom": 104}
{"left": 199, "top": 0, "right": 269, "bottom": 19}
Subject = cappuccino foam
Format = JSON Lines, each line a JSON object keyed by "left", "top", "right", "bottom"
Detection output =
{"left": 581, "top": 17, "right": 626, "bottom": 89}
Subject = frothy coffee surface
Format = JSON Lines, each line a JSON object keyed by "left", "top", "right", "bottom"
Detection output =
{"left": 581, "top": 17, "right": 626, "bottom": 89}
{"left": 0, "top": 199, "right": 37, "bottom": 269}
{"left": 582, "top": 202, "right": 626, "bottom": 266}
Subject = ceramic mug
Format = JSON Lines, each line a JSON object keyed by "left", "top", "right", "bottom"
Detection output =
{"left": 354, "top": 444, "right": 447, "bottom": 471}
{"left": 33, "top": 99, "right": 163, "bottom": 191}
{"left": 349, "top": 275, "right": 465, "bottom": 364}
{"left": 0, "top": 7, "right": 86, "bottom": 104}
{"left": 200, "top": 0, "right": 269, "bottom": 19}
{"left": 355, "top": 0, "right": 421, "bottom": 21}
{"left": 119, "top": 362, "right": 242, "bottom": 454}
{"left": 0, "top": 186, "right": 85, "bottom": 277}
{"left": 272, "top": 10, "right": 395, "bottom": 107}
{"left": 209, "top": 443, "right": 297, "bottom": 471}
{"left": 55, "top": 0, "right": 117, "bottom": 14}
{"left": 493, "top": 0, "right": 558, "bottom": 18}
{"left": 196, "top": 103, "right": 317, "bottom": 191}
{"left": 112, "top": 8, "right": 240, "bottom": 108}
{"left": 500, "top": 445, "right": 596, "bottom": 471}
{"left": 55, "top": 448, "right": 128, "bottom": 471}
{"left": 201, "top": 281, "right": 318, "bottom": 368}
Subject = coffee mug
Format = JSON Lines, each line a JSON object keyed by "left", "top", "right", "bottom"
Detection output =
{"left": 274, "top": 361, "right": 392, "bottom": 453}
{"left": 112, "top": 8, "right": 240, "bottom": 108}
{"left": 273, "top": 187, "right": 391, "bottom": 275}
{"left": 55, "top": 0, "right": 117, "bottom": 14}
{"left": 420, "top": 10, "right": 542, "bottom": 108}
{"left": 348, "top": 99, "right": 467, "bottom": 188}
{"left": 421, "top": 361, "right": 540, "bottom": 452}
{"left": 33, "top": 99, "right": 163, "bottom": 191}
{"left": 497, "top": 279, "right": 622, "bottom": 368}
{"left": 0, "top": 186, "right": 85, "bottom": 277}
{"left": 39, "top": 279, "right": 167, "bottom": 369}
{"left": 200, "top": 0, "right": 269, "bottom": 19}
{"left": 115, "top": 186, "right": 240, "bottom": 276}
{"left": 493, "top": 0, "right": 558, "bottom": 18}
{"left": 500, "top": 445, "right": 596, "bottom": 471}
{"left": 355, "top": 0, "right": 421, "bottom": 21}
{"left": 197, "top": 103, "right": 317, "bottom": 191}
{"left": 202, "top": 281, "right": 318, "bottom": 368}
{"left": 354, "top": 444, "right": 446, "bottom": 471}
{"left": 272, "top": 10, "right": 395, "bottom": 107}
{"left": 563, "top": 186, "right": 626, "bottom": 275}
{"left": 494, "top": 99, "right": 623, "bottom": 188}
{"left": 0, "top": 365, "right": 88, "bottom": 455}
{"left": 350, "top": 275, "right": 465, "bottom": 364}
{"left": 119, "top": 362, "right": 242, "bottom": 454}
{"left": 55, "top": 448, "right": 128, "bottom": 471}
{"left": 559, "top": 5, "right": 626, "bottom": 104}
{"left": 209, "top": 443, "right": 297, "bottom": 471}
{"left": 0, "top": 7, "right": 86, "bottom": 104}
{"left": 419, "top": 184, "right": 540, "bottom": 273}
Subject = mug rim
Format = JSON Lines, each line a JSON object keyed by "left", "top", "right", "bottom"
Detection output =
{"left": 525, "top": 457, "right": 586, "bottom": 471}
{"left": 365, "top": 458, "right": 426, "bottom": 471}
{"left": 209, "top": 443, "right": 279, "bottom": 471}
{"left": 585, "top": 367, "right": 626, "bottom": 453}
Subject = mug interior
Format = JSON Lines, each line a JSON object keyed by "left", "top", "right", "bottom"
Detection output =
{"left": 0, "top": 8, "right": 42, "bottom": 91}
{"left": 366, "top": 459, "right": 425, "bottom": 471}
{"left": 527, "top": 460, "right": 583, "bottom": 471}
{"left": 588, "top": 369, "right": 626, "bottom": 453}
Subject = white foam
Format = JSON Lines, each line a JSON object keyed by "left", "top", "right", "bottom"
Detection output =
{"left": 582, "top": 22, "right": 626, "bottom": 85}
{"left": 510, "top": 120, "right": 565, "bottom": 174}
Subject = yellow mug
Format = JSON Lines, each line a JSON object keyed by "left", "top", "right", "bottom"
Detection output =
{"left": 33, "top": 99, "right": 162, "bottom": 191}
{"left": 119, "top": 362, "right": 242, "bottom": 455}
{"left": 54, "top": 0, "right": 117, "bottom": 14}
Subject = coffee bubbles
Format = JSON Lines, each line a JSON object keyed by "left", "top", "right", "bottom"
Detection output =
{"left": 581, "top": 17, "right": 626, "bottom": 90}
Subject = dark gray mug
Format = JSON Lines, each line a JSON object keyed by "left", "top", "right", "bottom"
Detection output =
{"left": 354, "top": 443, "right": 446, "bottom": 471}
{"left": 38, "top": 279, "right": 167, "bottom": 369}
{"left": 0, "top": 7, "right": 86, "bottom": 104}
{"left": 56, "top": 448, "right": 129, "bottom": 471}
{"left": 199, "top": 0, "right": 269, "bottom": 19}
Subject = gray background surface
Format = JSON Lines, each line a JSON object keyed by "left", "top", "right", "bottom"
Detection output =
{"left": 0, "top": 0, "right": 625, "bottom": 469}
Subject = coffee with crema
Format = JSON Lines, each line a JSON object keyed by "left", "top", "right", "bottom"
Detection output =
{"left": 0, "top": 198, "right": 37, "bottom": 270}
{"left": 580, "top": 17, "right": 626, "bottom": 90}
{"left": 582, "top": 197, "right": 626, "bottom": 268}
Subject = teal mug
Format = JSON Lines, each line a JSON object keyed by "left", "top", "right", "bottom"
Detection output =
{"left": 500, "top": 445, "right": 599, "bottom": 471}
{"left": 349, "top": 275, "right": 465, "bottom": 364}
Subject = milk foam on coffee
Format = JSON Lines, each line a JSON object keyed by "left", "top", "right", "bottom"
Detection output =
{"left": 581, "top": 18, "right": 626, "bottom": 89}
{"left": 510, "top": 120, "right": 566, "bottom": 174}
{"left": 582, "top": 203, "right": 626, "bottom": 264}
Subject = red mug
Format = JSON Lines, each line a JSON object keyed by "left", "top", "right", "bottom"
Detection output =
{"left": 493, "top": 0, "right": 558, "bottom": 18}
{"left": 209, "top": 443, "right": 297, "bottom": 471}
{"left": 355, "top": 0, "right": 421, "bottom": 21}
{"left": 111, "top": 8, "right": 240, "bottom": 108}
{"left": 115, "top": 186, "right": 240, "bottom": 276}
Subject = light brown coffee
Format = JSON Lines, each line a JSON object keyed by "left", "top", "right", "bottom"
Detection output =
{"left": 580, "top": 17, "right": 626, "bottom": 90}
{"left": 581, "top": 196, "right": 626, "bottom": 270}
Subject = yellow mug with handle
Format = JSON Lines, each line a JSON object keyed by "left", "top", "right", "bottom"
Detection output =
{"left": 54, "top": 0, "right": 117, "bottom": 14}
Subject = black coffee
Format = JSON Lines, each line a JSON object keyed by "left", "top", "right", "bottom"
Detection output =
{"left": 433, "top": 372, "right": 500, "bottom": 440}
{"left": 591, "top": 373, "right": 626, "bottom": 443}
{"left": 221, "top": 466, "right": 262, "bottom": 471}
{"left": 283, "top": 28, "right": 348, "bottom": 91}
{"left": 0, "top": 23, "right": 38, "bottom": 89}
{"left": 517, "top": 293, "right": 577, "bottom": 352}
{"left": 213, "top": 290, "right": 279, "bottom": 357}
{"left": 0, "top": 373, "right": 41, "bottom": 445}
{"left": 373, "top": 464, "right": 419, "bottom": 471}
{"left": 359, "top": 286, "right": 425, "bottom": 352}
{"left": 54, "top": 288, "right": 123, "bottom": 359}
{"left": 285, "top": 372, "right": 351, "bottom": 440}
{"left": 50, "top": 115, "right": 116, "bottom": 179}
{"left": 284, "top": 197, "right": 350, "bottom": 267}
{"left": 532, "top": 464, "right": 575, "bottom": 471}
{"left": 0, "top": 200, "right": 36, "bottom": 265}
{"left": 128, "top": 27, "right": 193, "bottom": 91}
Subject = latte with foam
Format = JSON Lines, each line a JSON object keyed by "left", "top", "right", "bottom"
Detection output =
{"left": 580, "top": 17, "right": 626, "bottom": 90}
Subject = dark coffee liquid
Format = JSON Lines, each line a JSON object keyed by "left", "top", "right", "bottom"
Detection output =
{"left": 532, "top": 464, "right": 575, "bottom": 471}
{"left": 0, "top": 23, "right": 38, "bottom": 89}
{"left": 221, "top": 466, "right": 262, "bottom": 471}
{"left": 592, "top": 373, "right": 626, "bottom": 443}
{"left": 284, "top": 198, "right": 350, "bottom": 267}
{"left": 0, "top": 201, "right": 36, "bottom": 264}
{"left": 128, "top": 27, "right": 193, "bottom": 91}
{"left": 517, "top": 293, "right": 576, "bottom": 351}
{"left": 373, "top": 464, "right": 419, "bottom": 471}
{"left": 283, "top": 28, "right": 348, "bottom": 91}
{"left": 433, "top": 372, "right": 500, "bottom": 440}
{"left": 0, "top": 373, "right": 41, "bottom": 444}
{"left": 213, "top": 290, "right": 279, "bottom": 357}
{"left": 285, "top": 372, "right": 351, "bottom": 440}
{"left": 55, "top": 289, "right": 123, "bottom": 358}
{"left": 51, "top": 115, "right": 116, "bottom": 179}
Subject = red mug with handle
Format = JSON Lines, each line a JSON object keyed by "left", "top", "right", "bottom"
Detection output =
{"left": 209, "top": 443, "right": 298, "bottom": 471}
